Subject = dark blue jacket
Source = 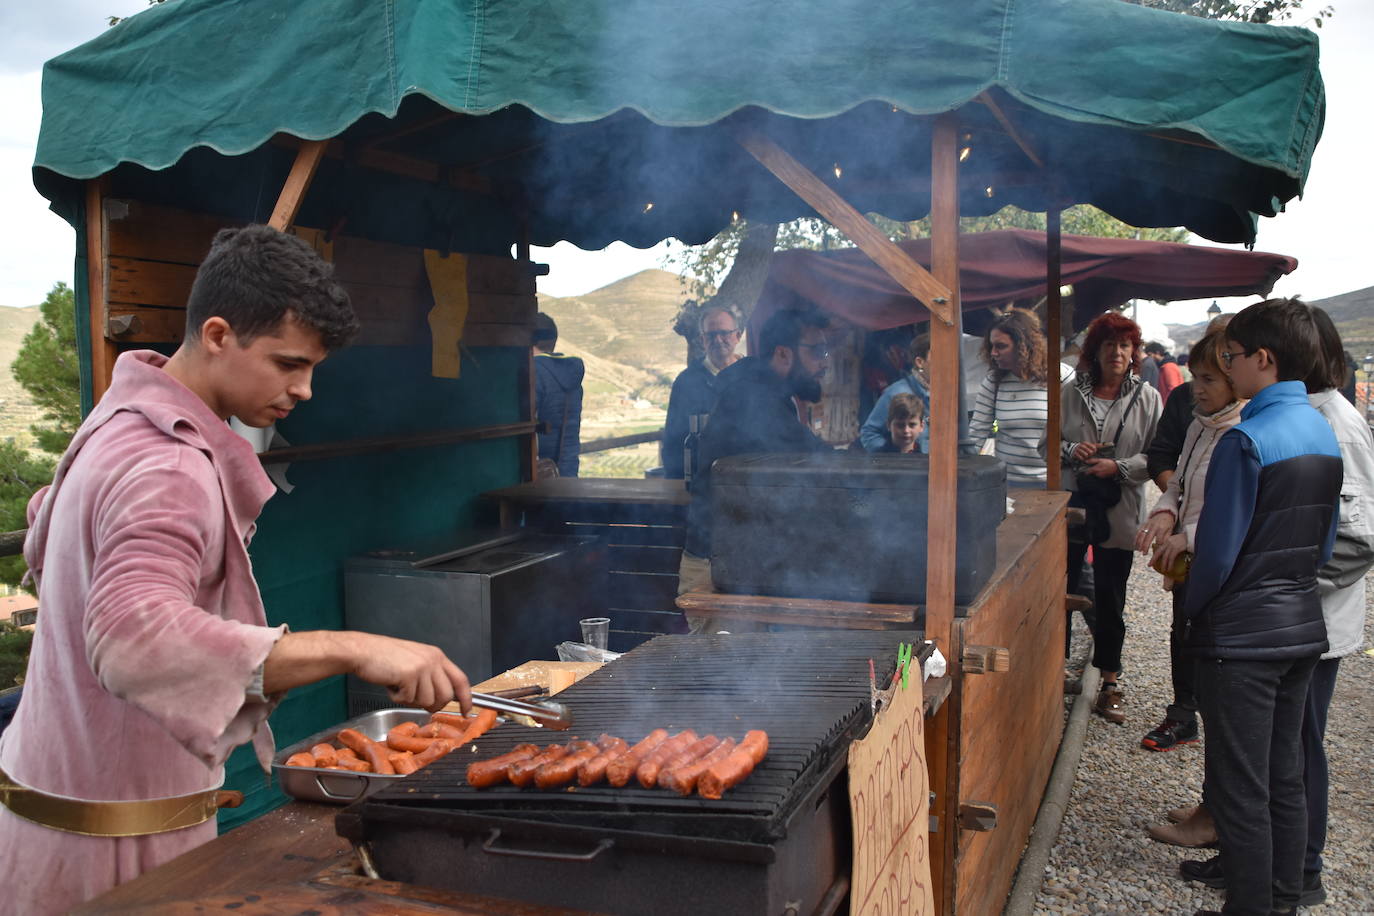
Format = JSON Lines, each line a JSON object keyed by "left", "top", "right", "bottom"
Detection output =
{"left": 535, "top": 353, "right": 585, "bottom": 477}
{"left": 684, "top": 357, "right": 828, "bottom": 556}
{"left": 1184, "top": 381, "right": 1342, "bottom": 659}
{"left": 661, "top": 360, "right": 725, "bottom": 479}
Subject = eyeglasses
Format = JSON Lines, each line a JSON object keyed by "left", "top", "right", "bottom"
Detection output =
{"left": 703, "top": 329, "right": 740, "bottom": 342}
{"left": 1219, "top": 348, "right": 1250, "bottom": 368}
{"left": 799, "top": 343, "right": 831, "bottom": 360}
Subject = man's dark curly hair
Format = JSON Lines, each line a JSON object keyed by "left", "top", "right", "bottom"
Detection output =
{"left": 185, "top": 225, "right": 358, "bottom": 351}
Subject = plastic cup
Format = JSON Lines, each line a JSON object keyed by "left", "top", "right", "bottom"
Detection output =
{"left": 579, "top": 617, "right": 610, "bottom": 651}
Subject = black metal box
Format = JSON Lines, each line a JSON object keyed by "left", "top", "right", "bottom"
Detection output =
{"left": 709, "top": 452, "right": 1005, "bottom": 604}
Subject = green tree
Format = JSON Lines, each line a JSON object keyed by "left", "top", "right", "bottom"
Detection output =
{"left": 0, "top": 442, "right": 53, "bottom": 589}
{"left": 1121, "top": 0, "right": 1332, "bottom": 26}
{"left": 1, "top": 281, "right": 81, "bottom": 590}
{"left": 12, "top": 282, "right": 82, "bottom": 458}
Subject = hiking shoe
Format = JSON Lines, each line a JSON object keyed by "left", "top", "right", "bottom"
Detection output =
{"left": 1141, "top": 717, "right": 1199, "bottom": 751}
{"left": 1147, "top": 805, "right": 1217, "bottom": 848}
{"left": 1093, "top": 683, "right": 1126, "bottom": 725}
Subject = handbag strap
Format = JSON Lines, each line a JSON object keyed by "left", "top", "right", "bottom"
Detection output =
{"left": 1110, "top": 378, "right": 1145, "bottom": 446}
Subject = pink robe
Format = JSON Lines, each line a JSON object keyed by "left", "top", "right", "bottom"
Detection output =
{"left": 0, "top": 351, "right": 286, "bottom": 914}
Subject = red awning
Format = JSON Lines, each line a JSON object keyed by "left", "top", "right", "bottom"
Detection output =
{"left": 755, "top": 229, "right": 1297, "bottom": 334}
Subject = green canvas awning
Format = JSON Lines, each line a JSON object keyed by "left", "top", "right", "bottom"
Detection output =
{"left": 33, "top": 0, "right": 1323, "bottom": 247}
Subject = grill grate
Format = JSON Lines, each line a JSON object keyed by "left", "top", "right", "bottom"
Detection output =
{"left": 361, "top": 631, "right": 919, "bottom": 840}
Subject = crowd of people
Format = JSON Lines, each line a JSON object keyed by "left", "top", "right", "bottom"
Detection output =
{"left": 661, "top": 296, "right": 1367, "bottom": 916}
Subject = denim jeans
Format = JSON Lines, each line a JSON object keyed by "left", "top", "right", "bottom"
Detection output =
{"left": 1301, "top": 657, "right": 1340, "bottom": 877}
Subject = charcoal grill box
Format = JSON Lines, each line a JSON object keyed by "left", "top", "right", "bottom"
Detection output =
{"left": 337, "top": 632, "right": 916, "bottom": 916}
{"left": 709, "top": 452, "right": 1005, "bottom": 604}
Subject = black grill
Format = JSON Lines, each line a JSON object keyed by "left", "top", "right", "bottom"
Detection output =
{"left": 338, "top": 632, "right": 920, "bottom": 915}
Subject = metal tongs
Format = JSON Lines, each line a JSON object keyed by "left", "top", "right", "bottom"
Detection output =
{"left": 470, "top": 691, "right": 573, "bottom": 730}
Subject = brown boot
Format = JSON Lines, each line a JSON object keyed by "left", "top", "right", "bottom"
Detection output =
{"left": 1168, "top": 804, "right": 1199, "bottom": 824}
{"left": 1093, "top": 682, "right": 1126, "bottom": 724}
{"left": 1148, "top": 805, "right": 1217, "bottom": 848}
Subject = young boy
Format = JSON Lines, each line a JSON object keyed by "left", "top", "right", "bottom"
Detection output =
{"left": 0, "top": 226, "right": 472, "bottom": 913}
{"left": 1179, "top": 298, "right": 1341, "bottom": 916}
{"left": 880, "top": 392, "right": 926, "bottom": 454}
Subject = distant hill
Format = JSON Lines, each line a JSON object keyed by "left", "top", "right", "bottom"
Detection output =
{"left": 0, "top": 306, "right": 42, "bottom": 446}
{"left": 1166, "top": 286, "right": 1374, "bottom": 359}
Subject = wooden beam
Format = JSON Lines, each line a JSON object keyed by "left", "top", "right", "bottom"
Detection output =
{"left": 257, "top": 421, "right": 537, "bottom": 465}
{"left": 85, "top": 179, "right": 117, "bottom": 404}
{"left": 267, "top": 139, "right": 328, "bottom": 231}
{"left": 926, "top": 116, "right": 963, "bottom": 916}
{"left": 735, "top": 129, "right": 955, "bottom": 326}
{"left": 1046, "top": 207, "right": 1064, "bottom": 490}
{"left": 976, "top": 93, "right": 1045, "bottom": 170}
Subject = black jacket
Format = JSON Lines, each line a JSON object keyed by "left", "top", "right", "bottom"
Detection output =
{"left": 661, "top": 360, "right": 725, "bottom": 479}
{"left": 684, "top": 357, "right": 828, "bottom": 556}
{"left": 1146, "top": 382, "right": 1195, "bottom": 482}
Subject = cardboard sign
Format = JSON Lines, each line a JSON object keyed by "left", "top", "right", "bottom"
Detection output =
{"left": 848, "top": 673, "right": 934, "bottom": 916}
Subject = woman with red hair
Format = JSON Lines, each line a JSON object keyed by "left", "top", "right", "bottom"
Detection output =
{"left": 1054, "top": 312, "right": 1161, "bottom": 723}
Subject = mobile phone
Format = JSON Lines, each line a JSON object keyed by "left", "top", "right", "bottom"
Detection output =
{"left": 1096, "top": 441, "right": 1116, "bottom": 459}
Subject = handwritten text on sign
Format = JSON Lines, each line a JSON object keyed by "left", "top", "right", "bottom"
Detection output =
{"left": 848, "top": 674, "right": 933, "bottom": 916}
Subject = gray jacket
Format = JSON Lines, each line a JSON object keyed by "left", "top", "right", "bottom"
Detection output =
{"left": 1310, "top": 389, "right": 1373, "bottom": 658}
{"left": 1043, "top": 372, "right": 1162, "bottom": 551}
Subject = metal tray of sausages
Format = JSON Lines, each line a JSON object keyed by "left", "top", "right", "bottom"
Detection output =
{"left": 272, "top": 708, "right": 432, "bottom": 804}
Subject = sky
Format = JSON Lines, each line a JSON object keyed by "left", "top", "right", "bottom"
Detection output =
{"left": 1, "top": 1, "right": 1368, "bottom": 341}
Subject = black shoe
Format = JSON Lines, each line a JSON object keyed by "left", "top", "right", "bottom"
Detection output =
{"left": 1181, "top": 856, "right": 1225, "bottom": 888}
{"left": 1300, "top": 873, "right": 1326, "bottom": 906}
{"left": 1141, "top": 717, "right": 1199, "bottom": 751}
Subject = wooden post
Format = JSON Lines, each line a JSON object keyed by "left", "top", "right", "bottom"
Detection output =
{"left": 1046, "top": 207, "right": 1063, "bottom": 490}
{"left": 927, "top": 114, "right": 962, "bottom": 916}
{"left": 85, "top": 179, "right": 117, "bottom": 404}
{"left": 268, "top": 140, "right": 328, "bottom": 232}
{"left": 735, "top": 129, "right": 954, "bottom": 326}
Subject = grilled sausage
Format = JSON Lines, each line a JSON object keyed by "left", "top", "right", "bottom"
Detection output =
{"left": 698, "top": 730, "right": 769, "bottom": 799}
{"left": 460, "top": 708, "right": 500, "bottom": 742}
{"left": 577, "top": 737, "right": 630, "bottom": 786}
{"left": 467, "top": 743, "right": 541, "bottom": 787}
{"left": 605, "top": 729, "right": 670, "bottom": 787}
{"left": 509, "top": 743, "right": 578, "bottom": 787}
{"left": 388, "top": 750, "right": 420, "bottom": 775}
{"left": 411, "top": 738, "right": 456, "bottom": 770}
{"left": 533, "top": 741, "right": 604, "bottom": 790}
{"left": 635, "top": 730, "right": 700, "bottom": 789}
{"left": 661, "top": 737, "right": 736, "bottom": 796}
{"left": 414, "top": 720, "right": 463, "bottom": 740}
{"left": 310, "top": 743, "right": 339, "bottom": 768}
{"left": 285, "top": 752, "right": 318, "bottom": 768}
{"left": 334, "top": 754, "right": 371, "bottom": 773}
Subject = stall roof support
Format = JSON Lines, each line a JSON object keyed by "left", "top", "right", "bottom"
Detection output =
{"left": 1046, "top": 207, "right": 1063, "bottom": 490}
{"left": 85, "top": 178, "right": 116, "bottom": 404}
{"left": 735, "top": 128, "right": 955, "bottom": 326}
{"left": 976, "top": 93, "right": 1045, "bottom": 171}
{"left": 268, "top": 139, "right": 328, "bottom": 232}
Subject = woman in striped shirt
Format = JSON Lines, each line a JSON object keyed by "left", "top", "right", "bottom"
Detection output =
{"left": 969, "top": 309, "right": 1065, "bottom": 486}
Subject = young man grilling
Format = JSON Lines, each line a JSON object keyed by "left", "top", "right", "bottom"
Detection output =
{"left": 0, "top": 226, "right": 473, "bottom": 914}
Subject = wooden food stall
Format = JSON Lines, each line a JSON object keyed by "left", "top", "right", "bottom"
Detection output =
{"left": 28, "top": 0, "right": 1323, "bottom": 912}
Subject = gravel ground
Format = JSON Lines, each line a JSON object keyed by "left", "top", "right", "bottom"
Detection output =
{"left": 1035, "top": 556, "right": 1374, "bottom": 915}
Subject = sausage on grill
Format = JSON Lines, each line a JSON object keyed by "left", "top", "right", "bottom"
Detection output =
{"left": 697, "top": 730, "right": 769, "bottom": 799}
{"left": 466, "top": 743, "right": 541, "bottom": 787}
{"left": 636, "top": 731, "right": 705, "bottom": 789}
{"left": 577, "top": 737, "right": 630, "bottom": 786}
{"left": 660, "top": 737, "right": 736, "bottom": 796}
{"left": 534, "top": 740, "right": 606, "bottom": 790}
{"left": 605, "top": 729, "right": 670, "bottom": 787}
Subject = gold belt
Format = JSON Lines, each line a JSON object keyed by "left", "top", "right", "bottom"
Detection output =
{"left": 0, "top": 767, "right": 242, "bottom": 837}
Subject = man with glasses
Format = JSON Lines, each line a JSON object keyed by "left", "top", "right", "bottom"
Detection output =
{"left": 661, "top": 306, "right": 743, "bottom": 478}
{"left": 677, "top": 308, "right": 832, "bottom": 630}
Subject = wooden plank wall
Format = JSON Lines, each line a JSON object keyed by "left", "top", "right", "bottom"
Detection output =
{"left": 521, "top": 501, "right": 690, "bottom": 650}
{"left": 952, "top": 501, "right": 1067, "bottom": 915}
{"left": 101, "top": 200, "right": 536, "bottom": 348}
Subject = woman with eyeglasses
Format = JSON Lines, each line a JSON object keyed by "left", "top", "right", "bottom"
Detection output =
{"left": 1051, "top": 312, "right": 1162, "bottom": 724}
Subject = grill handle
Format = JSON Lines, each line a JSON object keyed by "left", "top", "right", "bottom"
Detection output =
{"left": 482, "top": 828, "right": 614, "bottom": 863}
